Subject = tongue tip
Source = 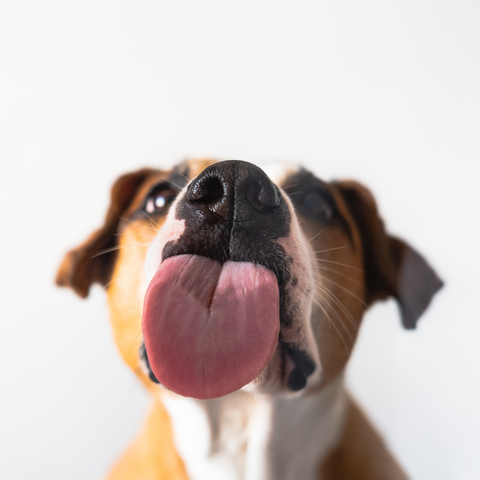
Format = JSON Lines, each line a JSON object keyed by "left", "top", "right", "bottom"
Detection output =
{"left": 155, "top": 321, "right": 280, "bottom": 400}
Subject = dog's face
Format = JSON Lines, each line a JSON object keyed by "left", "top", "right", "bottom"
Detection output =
{"left": 57, "top": 159, "right": 442, "bottom": 399}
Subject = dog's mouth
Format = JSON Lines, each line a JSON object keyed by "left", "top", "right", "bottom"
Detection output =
{"left": 142, "top": 254, "right": 281, "bottom": 399}
{"left": 139, "top": 160, "right": 317, "bottom": 399}
{"left": 140, "top": 253, "right": 316, "bottom": 399}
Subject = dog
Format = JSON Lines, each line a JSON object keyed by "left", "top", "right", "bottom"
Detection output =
{"left": 57, "top": 159, "right": 442, "bottom": 480}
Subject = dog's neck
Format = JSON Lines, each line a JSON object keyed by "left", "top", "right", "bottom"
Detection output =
{"left": 161, "top": 375, "right": 347, "bottom": 480}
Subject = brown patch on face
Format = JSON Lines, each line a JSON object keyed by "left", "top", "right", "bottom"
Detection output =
{"left": 300, "top": 184, "right": 366, "bottom": 385}
{"left": 287, "top": 175, "right": 442, "bottom": 388}
{"left": 106, "top": 172, "right": 181, "bottom": 389}
{"left": 107, "top": 218, "right": 160, "bottom": 389}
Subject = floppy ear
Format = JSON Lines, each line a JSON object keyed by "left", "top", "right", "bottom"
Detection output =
{"left": 56, "top": 168, "right": 157, "bottom": 298}
{"left": 336, "top": 181, "right": 443, "bottom": 329}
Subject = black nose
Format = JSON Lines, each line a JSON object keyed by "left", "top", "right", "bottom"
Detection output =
{"left": 186, "top": 160, "right": 281, "bottom": 222}
{"left": 162, "top": 160, "right": 290, "bottom": 266}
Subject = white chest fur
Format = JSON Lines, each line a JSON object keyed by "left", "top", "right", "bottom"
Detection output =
{"left": 161, "top": 377, "right": 347, "bottom": 480}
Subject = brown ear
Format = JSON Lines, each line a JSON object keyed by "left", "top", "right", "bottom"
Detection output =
{"left": 336, "top": 181, "right": 443, "bottom": 329}
{"left": 56, "top": 168, "right": 158, "bottom": 298}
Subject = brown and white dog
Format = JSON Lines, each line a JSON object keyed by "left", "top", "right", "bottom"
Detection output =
{"left": 57, "top": 159, "right": 442, "bottom": 480}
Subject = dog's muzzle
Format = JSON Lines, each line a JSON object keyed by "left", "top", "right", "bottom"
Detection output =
{"left": 142, "top": 161, "right": 315, "bottom": 399}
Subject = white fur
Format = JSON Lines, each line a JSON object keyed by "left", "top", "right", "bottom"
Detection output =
{"left": 162, "top": 392, "right": 252, "bottom": 480}
{"left": 162, "top": 378, "right": 347, "bottom": 480}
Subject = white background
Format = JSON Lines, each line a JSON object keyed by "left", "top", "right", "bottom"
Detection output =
{"left": 1, "top": 1, "right": 479, "bottom": 479}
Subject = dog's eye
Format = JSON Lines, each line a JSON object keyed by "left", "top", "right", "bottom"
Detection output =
{"left": 144, "top": 183, "right": 178, "bottom": 215}
{"left": 301, "top": 187, "right": 335, "bottom": 221}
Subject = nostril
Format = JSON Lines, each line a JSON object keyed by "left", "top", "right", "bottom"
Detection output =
{"left": 245, "top": 179, "right": 281, "bottom": 212}
{"left": 188, "top": 176, "right": 224, "bottom": 204}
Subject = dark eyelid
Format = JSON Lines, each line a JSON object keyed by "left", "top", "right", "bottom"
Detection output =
{"left": 282, "top": 169, "right": 353, "bottom": 241}
{"left": 284, "top": 178, "right": 339, "bottom": 224}
{"left": 304, "top": 184, "right": 336, "bottom": 207}
{"left": 141, "top": 181, "right": 179, "bottom": 214}
{"left": 144, "top": 180, "right": 178, "bottom": 199}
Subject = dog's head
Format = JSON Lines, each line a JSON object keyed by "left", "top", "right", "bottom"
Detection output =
{"left": 57, "top": 159, "right": 442, "bottom": 398}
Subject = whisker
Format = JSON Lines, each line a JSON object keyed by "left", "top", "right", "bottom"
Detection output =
{"left": 293, "top": 230, "right": 325, "bottom": 250}
{"left": 118, "top": 215, "right": 161, "bottom": 235}
{"left": 284, "top": 191, "right": 303, "bottom": 197}
{"left": 312, "top": 297, "right": 350, "bottom": 352}
{"left": 142, "top": 211, "right": 162, "bottom": 230}
{"left": 311, "top": 295, "right": 332, "bottom": 329}
{"left": 311, "top": 246, "right": 348, "bottom": 255}
{"left": 114, "top": 232, "right": 157, "bottom": 240}
{"left": 119, "top": 216, "right": 156, "bottom": 230}
{"left": 177, "top": 171, "right": 189, "bottom": 181}
{"left": 315, "top": 258, "right": 364, "bottom": 272}
{"left": 315, "top": 265, "right": 362, "bottom": 286}
{"left": 118, "top": 215, "right": 169, "bottom": 240}
{"left": 306, "top": 229, "right": 324, "bottom": 244}
{"left": 313, "top": 272, "right": 367, "bottom": 307}
{"left": 315, "top": 291, "right": 356, "bottom": 342}
{"left": 313, "top": 281, "right": 359, "bottom": 332}
{"left": 92, "top": 242, "right": 153, "bottom": 259}
{"left": 280, "top": 182, "right": 299, "bottom": 191}
{"left": 169, "top": 180, "right": 186, "bottom": 190}
{"left": 104, "top": 261, "right": 147, "bottom": 289}
{"left": 130, "top": 329, "right": 144, "bottom": 356}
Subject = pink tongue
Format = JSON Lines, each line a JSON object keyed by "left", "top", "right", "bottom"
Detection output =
{"left": 142, "top": 255, "right": 280, "bottom": 399}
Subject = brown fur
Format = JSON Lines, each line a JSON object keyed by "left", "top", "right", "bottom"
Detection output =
{"left": 319, "top": 398, "right": 408, "bottom": 480}
{"left": 57, "top": 160, "right": 442, "bottom": 479}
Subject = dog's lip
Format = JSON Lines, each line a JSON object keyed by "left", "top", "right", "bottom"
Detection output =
{"left": 278, "top": 341, "right": 316, "bottom": 391}
{"left": 140, "top": 256, "right": 317, "bottom": 395}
